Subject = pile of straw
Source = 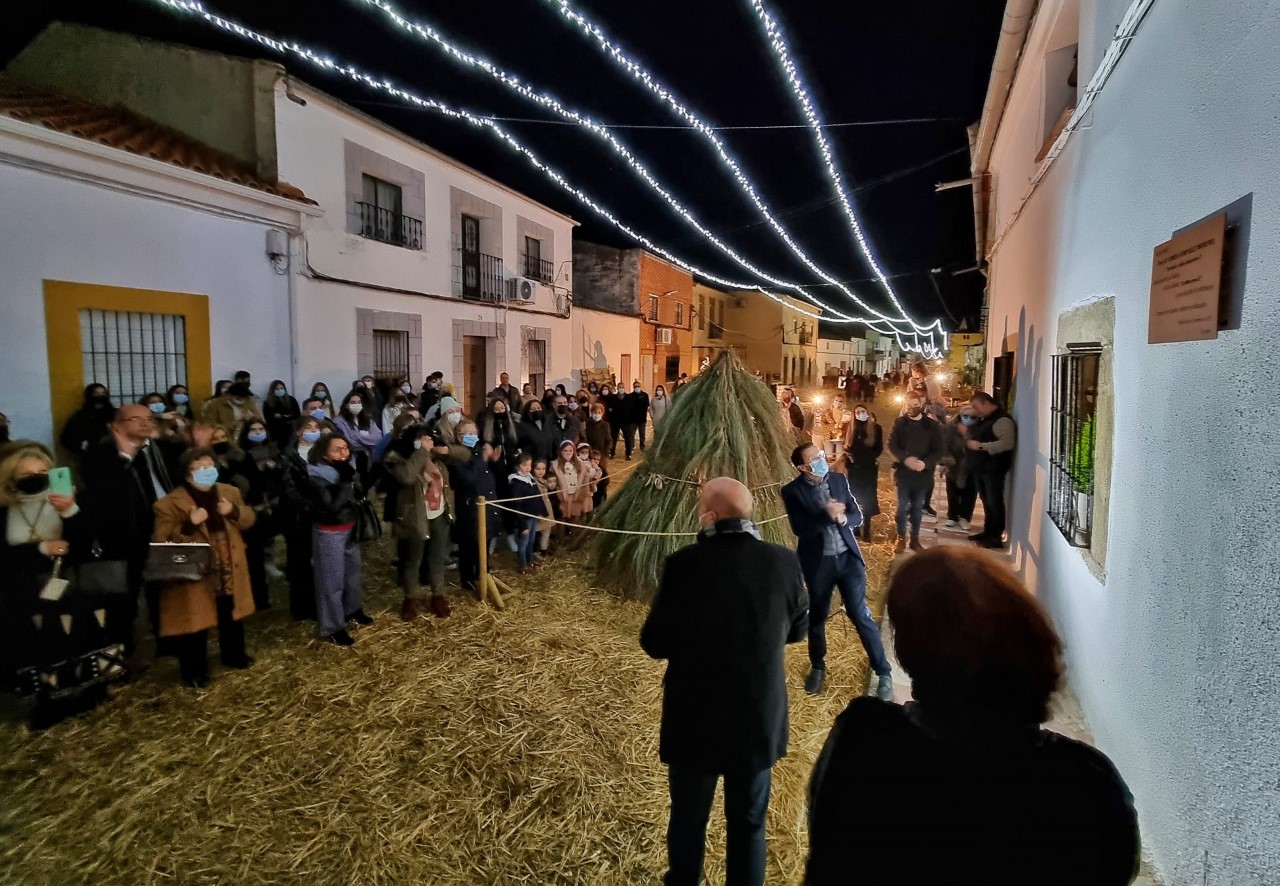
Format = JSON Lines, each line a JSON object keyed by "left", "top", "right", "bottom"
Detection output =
{"left": 0, "top": 397, "right": 905, "bottom": 885}
{"left": 590, "top": 351, "right": 798, "bottom": 600}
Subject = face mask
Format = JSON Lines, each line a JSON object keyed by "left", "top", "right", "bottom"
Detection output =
{"left": 212, "top": 442, "right": 231, "bottom": 455}
{"left": 601, "top": 389, "right": 611, "bottom": 396}
{"left": 494, "top": 408, "right": 506, "bottom": 416}
{"left": 556, "top": 405, "right": 568, "bottom": 415}
{"left": 400, "top": 385, "right": 412, "bottom": 394}
{"left": 347, "top": 402, "right": 363, "bottom": 415}
{"left": 412, "top": 438, "right": 423, "bottom": 450}
{"left": 907, "top": 405, "right": 923, "bottom": 418}
{"left": 247, "top": 430, "right": 268, "bottom": 444}
{"left": 15, "top": 474, "right": 50, "bottom": 495}
{"left": 148, "top": 402, "right": 166, "bottom": 414}
{"left": 461, "top": 433, "right": 479, "bottom": 447}
{"left": 274, "top": 387, "right": 286, "bottom": 397}
{"left": 656, "top": 391, "right": 665, "bottom": 398}
{"left": 313, "top": 392, "right": 327, "bottom": 401}
{"left": 591, "top": 413, "right": 603, "bottom": 422}
{"left": 633, "top": 387, "right": 641, "bottom": 393}
{"left": 447, "top": 411, "right": 463, "bottom": 426}
{"left": 960, "top": 415, "right": 977, "bottom": 426}
{"left": 809, "top": 456, "right": 829, "bottom": 478}
{"left": 429, "top": 380, "right": 440, "bottom": 390}
{"left": 529, "top": 409, "right": 543, "bottom": 419}
{"left": 309, "top": 408, "right": 328, "bottom": 421}
{"left": 191, "top": 466, "right": 219, "bottom": 489}
{"left": 173, "top": 393, "right": 189, "bottom": 405}
{"left": 855, "top": 410, "right": 869, "bottom": 422}
{"left": 301, "top": 430, "right": 322, "bottom": 444}
{"left": 568, "top": 402, "right": 579, "bottom": 411}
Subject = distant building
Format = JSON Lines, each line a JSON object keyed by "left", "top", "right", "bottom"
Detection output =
{"left": 572, "top": 242, "right": 691, "bottom": 390}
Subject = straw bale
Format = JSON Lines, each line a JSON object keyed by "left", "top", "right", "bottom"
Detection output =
{"left": 0, "top": 416, "right": 903, "bottom": 885}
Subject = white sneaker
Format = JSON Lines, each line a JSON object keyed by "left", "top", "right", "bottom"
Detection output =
{"left": 959, "top": 518, "right": 970, "bottom": 531}
{"left": 944, "top": 519, "right": 957, "bottom": 528}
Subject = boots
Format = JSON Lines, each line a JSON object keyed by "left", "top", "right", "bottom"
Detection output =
{"left": 400, "top": 598, "right": 420, "bottom": 622}
{"left": 894, "top": 535, "right": 906, "bottom": 553}
{"left": 909, "top": 535, "right": 923, "bottom": 552}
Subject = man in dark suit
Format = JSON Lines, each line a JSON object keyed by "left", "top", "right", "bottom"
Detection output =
{"left": 641, "top": 477, "right": 809, "bottom": 886}
{"left": 782, "top": 443, "right": 893, "bottom": 699}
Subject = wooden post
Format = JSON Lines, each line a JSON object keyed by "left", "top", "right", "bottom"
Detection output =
{"left": 475, "top": 496, "right": 505, "bottom": 609}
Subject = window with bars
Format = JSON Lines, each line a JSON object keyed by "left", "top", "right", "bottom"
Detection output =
{"left": 648, "top": 295, "right": 660, "bottom": 322}
{"left": 674, "top": 302, "right": 684, "bottom": 327}
{"left": 80, "top": 309, "right": 187, "bottom": 406}
{"left": 698, "top": 295, "right": 706, "bottom": 330}
{"left": 372, "top": 329, "right": 410, "bottom": 386}
{"left": 1049, "top": 345, "right": 1101, "bottom": 548}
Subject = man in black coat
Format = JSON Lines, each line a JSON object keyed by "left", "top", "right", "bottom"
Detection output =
{"left": 888, "top": 390, "right": 946, "bottom": 552}
{"left": 782, "top": 443, "right": 894, "bottom": 699}
{"left": 965, "top": 390, "right": 1017, "bottom": 549}
{"left": 641, "top": 477, "right": 808, "bottom": 886}
{"left": 620, "top": 381, "right": 650, "bottom": 459}
{"left": 79, "top": 404, "right": 182, "bottom": 653}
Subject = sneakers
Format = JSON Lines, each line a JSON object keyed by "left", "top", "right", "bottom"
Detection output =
{"left": 944, "top": 519, "right": 957, "bottom": 528}
{"left": 430, "top": 595, "right": 452, "bottom": 618}
{"left": 400, "top": 598, "right": 420, "bottom": 622}
{"left": 959, "top": 518, "right": 970, "bottom": 531}
{"left": 347, "top": 609, "right": 374, "bottom": 626}
{"left": 804, "top": 667, "right": 826, "bottom": 695}
{"left": 327, "top": 629, "right": 355, "bottom": 646}
{"left": 894, "top": 536, "right": 906, "bottom": 553}
{"left": 264, "top": 563, "right": 284, "bottom": 580}
{"left": 909, "top": 536, "right": 923, "bottom": 552}
{"left": 923, "top": 505, "right": 938, "bottom": 518}
{"left": 876, "top": 674, "right": 894, "bottom": 703}
{"left": 506, "top": 533, "right": 519, "bottom": 553}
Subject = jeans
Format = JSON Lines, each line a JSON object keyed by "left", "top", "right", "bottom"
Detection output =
{"left": 976, "top": 469, "right": 1009, "bottom": 539}
{"left": 665, "top": 765, "right": 772, "bottom": 886}
{"left": 312, "top": 525, "right": 362, "bottom": 637}
{"left": 516, "top": 516, "right": 539, "bottom": 568}
{"left": 946, "top": 475, "right": 977, "bottom": 522}
{"left": 803, "top": 551, "right": 890, "bottom": 676}
{"left": 621, "top": 423, "right": 642, "bottom": 457}
{"left": 896, "top": 484, "right": 929, "bottom": 536}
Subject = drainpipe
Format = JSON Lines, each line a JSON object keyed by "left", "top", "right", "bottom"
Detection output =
{"left": 287, "top": 232, "right": 301, "bottom": 393}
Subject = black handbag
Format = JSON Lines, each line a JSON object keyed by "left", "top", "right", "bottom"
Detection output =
{"left": 142, "top": 542, "right": 213, "bottom": 583}
{"left": 73, "top": 542, "right": 131, "bottom": 595}
{"left": 352, "top": 498, "right": 382, "bottom": 543}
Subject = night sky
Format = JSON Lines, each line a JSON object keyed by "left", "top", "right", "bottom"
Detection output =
{"left": 4, "top": 0, "right": 1005, "bottom": 335}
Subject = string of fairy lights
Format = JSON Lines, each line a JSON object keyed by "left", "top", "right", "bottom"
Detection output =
{"left": 545, "top": 0, "right": 945, "bottom": 352}
{"left": 146, "top": 0, "right": 943, "bottom": 356}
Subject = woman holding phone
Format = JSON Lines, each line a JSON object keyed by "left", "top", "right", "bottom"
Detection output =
{"left": 0, "top": 441, "right": 120, "bottom": 728}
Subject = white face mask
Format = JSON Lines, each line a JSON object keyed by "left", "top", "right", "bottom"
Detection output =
{"left": 446, "top": 411, "right": 463, "bottom": 426}
{"left": 347, "top": 402, "right": 363, "bottom": 415}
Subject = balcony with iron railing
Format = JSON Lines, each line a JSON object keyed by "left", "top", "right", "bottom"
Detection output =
{"left": 520, "top": 253, "right": 555, "bottom": 284}
{"left": 708, "top": 322, "right": 725, "bottom": 341}
{"left": 455, "top": 250, "right": 505, "bottom": 302}
{"left": 357, "top": 202, "right": 424, "bottom": 250}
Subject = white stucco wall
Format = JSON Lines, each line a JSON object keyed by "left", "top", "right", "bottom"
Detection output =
{"left": 984, "top": 1, "right": 1280, "bottom": 883}
{"left": 0, "top": 161, "right": 291, "bottom": 446}
{"left": 569, "top": 307, "right": 641, "bottom": 390}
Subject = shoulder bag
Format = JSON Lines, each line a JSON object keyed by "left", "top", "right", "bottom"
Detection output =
{"left": 142, "top": 542, "right": 213, "bottom": 583}
{"left": 352, "top": 498, "right": 382, "bottom": 543}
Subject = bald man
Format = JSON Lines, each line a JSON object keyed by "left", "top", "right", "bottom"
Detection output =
{"left": 641, "top": 477, "right": 808, "bottom": 886}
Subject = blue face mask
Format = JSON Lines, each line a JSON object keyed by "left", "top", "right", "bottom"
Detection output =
{"left": 301, "top": 429, "right": 322, "bottom": 444}
{"left": 274, "top": 387, "right": 287, "bottom": 397}
{"left": 461, "top": 433, "right": 479, "bottom": 448}
{"left": 309, "top": 408, "right": 327, "bottom": 421}
{"left": 247, "top": 430, "right": 268, "bottom": 443}
{"left": 959, "top": 415, "right": 977, "bottom": 426}
{"left": 173, "top": 393, "right": 189, "bottom": 405}
{"left": 313, "top": 391, "right": 327, "bottom": 401}
{"left": 809, "top": 456, "right": 829, "bottom": 478}
{"left": 191, "top": 466, "right": 219, "bottom": 489}
{"left": 148, "top": 402, "right": 166, "bottom": 414}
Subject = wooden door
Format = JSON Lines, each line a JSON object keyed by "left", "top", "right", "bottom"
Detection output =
{"left": 463, "top": 335, "right": 488, "bottom": 416}
{"left": 620, "top": 354, "right": 632, "bottom": 387}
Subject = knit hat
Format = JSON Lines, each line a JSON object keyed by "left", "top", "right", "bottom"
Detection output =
{"left": 438, "top": 396, "right": 461, "bottom": 414}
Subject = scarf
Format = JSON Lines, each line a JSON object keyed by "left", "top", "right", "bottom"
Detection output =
{"left": 697, "top": 518, "right": 762, "bottom": 542}
{"left": 185, "top": 482, "right": 225, "bottom": 532}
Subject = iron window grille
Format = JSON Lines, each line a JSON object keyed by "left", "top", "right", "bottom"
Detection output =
{"left": 359, "top": 175, "right": 422, "bottom": 250}
{"left": 648, "top": 295, "right": 660, "bottom": 322}
{"left": 80, "top": 309, "right": 187, "bottom": 406}
{"left": 522, "top": 238, "right": 554, "bottom": 283}
{"left": 372, "top": 329, "right": 410, "bottom": 387}
{"left": 674, "top": 302, "right": 684, "bottom": 327}
{"left": 1049, "top": 345, "right": 1102, "bottom": 548}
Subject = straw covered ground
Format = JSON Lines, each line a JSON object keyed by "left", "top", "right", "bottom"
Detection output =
{"left": 0, "top": 459, "right": 900, "bottom": 885}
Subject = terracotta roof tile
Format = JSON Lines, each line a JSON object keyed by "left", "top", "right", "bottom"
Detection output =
{"left": 0, "top": 75, "right": 314, "bottom": 204}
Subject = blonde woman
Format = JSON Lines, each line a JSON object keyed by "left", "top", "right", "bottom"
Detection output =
{"left": 552, "top": 439, "right": 590, "bottom": 529}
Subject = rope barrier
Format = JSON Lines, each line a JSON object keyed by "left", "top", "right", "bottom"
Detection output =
{"left": 486, "top": 457, "right": 646, "bottom": 505}
{"left": 484, "top": 498, "right": 790, "bottom": 537}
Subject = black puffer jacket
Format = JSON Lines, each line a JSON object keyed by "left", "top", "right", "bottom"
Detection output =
{"left": 306, "top": 461, "right": 363, "bottom": 526}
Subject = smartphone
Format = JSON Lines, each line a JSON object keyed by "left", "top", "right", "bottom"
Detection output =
{"left": 47, "top": 466, "right": 74, "bottom": 496}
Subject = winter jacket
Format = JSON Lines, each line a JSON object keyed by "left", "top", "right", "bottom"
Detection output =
{"left": 384, "top": 446, "right": 452, "bottom": 540}
{"left": 305, "top": 462, "right": 363, "bottom": 526}
{"left": 887, "top": 415, "right": 945, "bottom": 490}
{"left": 333, "top": 415, "right": 384, "bottom": 456}
{"left": 507, "top": 473, "right": 548, "bottom": 519}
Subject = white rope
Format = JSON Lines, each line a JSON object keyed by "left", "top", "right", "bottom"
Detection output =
{"left": 488, "top": 457, "right": 646, "bottom": 504}
{"left": 484, "top": 499, "right": 790, "bottom": 536}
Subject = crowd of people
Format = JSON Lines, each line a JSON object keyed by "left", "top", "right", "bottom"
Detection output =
{"left": 2, "top": 369, "right": 671, "bottom": 726}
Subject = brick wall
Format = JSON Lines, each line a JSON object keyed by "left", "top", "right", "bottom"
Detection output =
{"left": 638, "top": 253, "right": 693, "bottom": 387}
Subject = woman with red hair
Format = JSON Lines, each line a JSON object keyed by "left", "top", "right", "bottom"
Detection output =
{"left": 805, "top": 546, "right": 1140, "bottom": 885}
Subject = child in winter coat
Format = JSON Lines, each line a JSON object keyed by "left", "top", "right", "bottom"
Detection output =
{"left": 531, "top": 458, "right": 556, "bottom": 556}
{"left": 552, "top": 440, "right": 589, "bottom": 530}
{"left": 507, "top": 453, "right": 546, "bottom": 574}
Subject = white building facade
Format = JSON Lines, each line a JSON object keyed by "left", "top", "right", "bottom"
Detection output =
{"left": 975, "top": 1, "right": 1280, "bottom": 882}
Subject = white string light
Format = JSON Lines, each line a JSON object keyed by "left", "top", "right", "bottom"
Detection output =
{"left": 747, "top": 0, "right": 941, "bottom": 353}
{"left": 145, "top": 1, "right": 937, "bottom": 353}
{"left": 358, "top": 0, "right": 942, "bottom": 348}
{"left": 544, "top": 0, "right": 945, "bottom": 350}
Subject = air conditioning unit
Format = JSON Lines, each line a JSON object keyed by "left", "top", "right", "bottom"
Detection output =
{"left": 655, "top": 327, "right": 674, "bottom": 345}
{"left": 509, "top": 276, "right": 538, "bottom": 303}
